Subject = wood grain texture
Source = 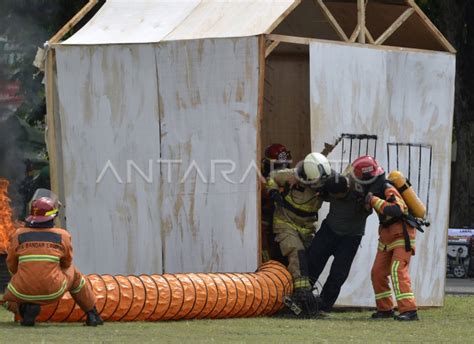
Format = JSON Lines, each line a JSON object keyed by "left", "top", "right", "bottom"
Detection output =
{"left": 309, "top": 41, "right": 455, "bottom": 307}
{"left": 55, "top": 45, "right": 163, "bottom": 275}
{"left": 262, "top": 54, "right": 311, "bottom": 165}
{"left": 62, "top": 0, "right": 297, "bottom": 45}
{"left": 155, "top": 38, "right": 260, "bottom": 273}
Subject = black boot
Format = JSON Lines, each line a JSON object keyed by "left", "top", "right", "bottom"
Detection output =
{"left": 290, "top": 289, "right": 318, "bottom": 318}
{"left": 371, "top": 309, "right": 395, "bottom": 319}
{"left": 19, "top": 303, "right": 41, "bottom": 326}
{"left": 85, "top": 306, "right": 104, "bottom": 326}
{"left": 395, "top": 310, "right": 419, "bottom": 321}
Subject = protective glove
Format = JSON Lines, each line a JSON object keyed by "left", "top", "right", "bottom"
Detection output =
{"left": 364, "top": 192, "right": 374, "bottom": 211}
{"left": 269, "top": 189, "right": 285, "bottom": 206}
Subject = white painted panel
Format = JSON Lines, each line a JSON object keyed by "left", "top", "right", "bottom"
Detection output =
{"left": 62, "top": 0, "right": 297, "bottom": 45}
{"left": 63, "top": 1, "right": 200, "bottom": 45}
{"left": 310, "top": 42, "right": 455, "bottom": 307}
{"left": 163, "top": 0, "right": 298, "bottom": 41}
{"left": 55, "top": 45, "right": 163, "bottom": 275}
{"left": 156, "top": 37, "right": 260, "bottom": 273}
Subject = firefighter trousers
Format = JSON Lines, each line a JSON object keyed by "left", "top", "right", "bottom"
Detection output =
{"left": 4, "top": 265, "right": 96, "bottom": 315}
{"left": 273, "top": 221, "right": 313, "bottom": 289}
{"left": 371, "top": 246, "right": 417, "bottom": 313}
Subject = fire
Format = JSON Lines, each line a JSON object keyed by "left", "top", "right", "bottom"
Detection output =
{"left": 0, "top": 179, "right": 16, "bottom": 254}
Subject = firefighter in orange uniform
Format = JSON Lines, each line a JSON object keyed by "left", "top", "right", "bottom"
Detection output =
{"left": 2, "top": 189, "right": 103, "bottom": 326}
{"left": 352, "top": 156, "right": 418, "bottom": 321}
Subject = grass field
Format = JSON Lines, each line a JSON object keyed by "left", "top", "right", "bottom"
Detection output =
{"left": 1, "top": 295, "right": 473, "bottom": 343}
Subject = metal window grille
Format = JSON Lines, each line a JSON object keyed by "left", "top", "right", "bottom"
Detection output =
{"left": 338, "top": 133, "right": 378, "bottom": 173}
{"left": 386, "top": 143, "right": 432, "bottom": 215}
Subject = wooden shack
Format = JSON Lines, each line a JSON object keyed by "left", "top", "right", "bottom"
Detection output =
{"left": 46, "top": 0, "right": 455, "bottom": 307}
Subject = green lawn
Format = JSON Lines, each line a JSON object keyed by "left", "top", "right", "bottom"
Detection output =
{"left": 1, "top": 296, "right": 473, "bottom": 343}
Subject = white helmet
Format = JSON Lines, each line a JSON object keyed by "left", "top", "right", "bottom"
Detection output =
{"left": 297, "top": 152, "right": 332, "bottom": 184}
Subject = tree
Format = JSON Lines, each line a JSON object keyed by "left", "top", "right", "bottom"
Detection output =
{"left": 431, "top": 1, "right": 474, "bottom": 227}
{"left": 0, "top": 0, "right": 89, "bottom": 125}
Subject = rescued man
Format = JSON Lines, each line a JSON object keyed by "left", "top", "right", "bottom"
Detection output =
{"left": 266, "top": 152, "right": 332, "bottom": 315}
{"left": 353, "top": 156, "right": 419, "bottom": 321}
{"left": 306, "top": 168, "right": 372, "bottom": 313}
{"left": 2, "top": 189, "right": 103, "bottom": 326}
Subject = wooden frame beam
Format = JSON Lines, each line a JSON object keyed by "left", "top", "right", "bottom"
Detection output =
{"left": 266, "top": 34, "right": 311, "bottom": 46}
{"left": 49, "top": 0, "right": 99, "bottom": 44}
{"left": 365, "top": 29, "right": 375, "bottom": 44}
{"left": 45, "top": 0, "right": 100, "bottom": 226}
{"left": 406, "top": 0, "right": 456, "bottom": 53}
{"left": 349, "top": 25, "right": 361, "bottom": 43}
{"left": 265, "top": 33, "right": 453, "bottom": 56}
{"left": 265, "top": 40, "right": 280, "bottom": 58}
{"left": 357, "top": 0, "right": 366, "bottom": 43}
{"left": 375, "top": 7, "right": 414, "bottom": 45}
{"left": 315, "top": 0, "right": 349, "bottom": 42}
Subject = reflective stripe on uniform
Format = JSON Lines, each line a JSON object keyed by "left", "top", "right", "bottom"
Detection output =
{"left": 7, "top": 280, "right": 67, "bottom": 301}
{"left": 375, "top": 290, "right": 392, "bottom": 300}
{"left": 294, "top": 277, "right": 311, "bottom": 289}
{"left": 373, "top": 199, "right": 385, "bottom": 212}
{"left": 266, "top": 178, "right": 278, "bottom": 189}
{"left": 396, "top": 292, "right": 415, "bottom": 301}
{"left": 273, "top": 218, "right": 314, "bottom": 236}
{"left": 378, "top": 239, "right": 416, "bottom": 252}
{"left": 391, "top": 260, "right": 401, "bottom": 296}
{"left": 70, "top": 277, "right": 86, "bottom": 294}
{"left": 18, "top": 255, "right": 60, "bottom": 264}
{"left": 391, "top": 261, "right": 415, "bottom": 301}
{"left": 283, "top": 194, "right": 316, "bottom": 214}
{"left": 387, "top": 239, "right": 415, "bottom": 251}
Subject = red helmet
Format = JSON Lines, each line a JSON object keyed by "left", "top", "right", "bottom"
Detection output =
{"left": 351, "top": 156, "right": 384, "bottom": 181}
{"left": 26, "top": 189, "right": 60, "bottom": 223}
{"left": 264, "top": 144, "right": 292, "bottom": 163}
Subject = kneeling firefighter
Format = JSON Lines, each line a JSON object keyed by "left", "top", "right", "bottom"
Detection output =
{"left": 266, "top": 152, "right": 331, "bottom": 315}
{"left": 352, "top": 156, "right": 419, "bottom": 321}
{"left": 2, "top": 189, "right": 103, "bottom": 326}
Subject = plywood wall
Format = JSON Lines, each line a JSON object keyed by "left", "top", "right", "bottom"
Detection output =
{"left": 55, "top": 37, "right": 260, "bottom": 275}
{"left": 55, "top": 45, "right": 163, "bottom": 275}
{"left": 262, "top": 53, "right": 312, "bottom": 166}
{"left": 156, "top": 38, "right": 260, "bottom": 273}
{"left": 309, "top": 41, "right": 455, "bottom": 307}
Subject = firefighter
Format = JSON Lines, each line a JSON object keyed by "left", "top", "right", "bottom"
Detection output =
{"left": 261, "top": 144, "right": 292, "bottom": 263}
{"left": 306, "top": 170, "right": 372, "bottom": 313}
{"left": 262, "top": 144, "right": 292, "bottom": 179}
{"left": 2, "top": 189, "right": 103, "bottom": 326}
{"left": 266, "top": 152, "right": 331, "bottom": 315}
{"left": 352, "top": 156, "right": 419, "bottom": 321}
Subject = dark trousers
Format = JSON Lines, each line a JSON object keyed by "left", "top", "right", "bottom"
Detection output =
{"left": 307, "top": 221, "right": 362, "bottom": 311}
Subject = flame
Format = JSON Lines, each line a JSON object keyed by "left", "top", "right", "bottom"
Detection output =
{"left": 0, "top": 179, "right": 16, "bottom": 254}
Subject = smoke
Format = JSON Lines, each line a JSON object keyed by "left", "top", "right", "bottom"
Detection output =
{"left": 0, "top": 105, "right": 26, "bottom": 218}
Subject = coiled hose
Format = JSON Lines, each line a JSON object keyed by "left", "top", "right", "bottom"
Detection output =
{"left": 35, "top": 260, "right": 293, "bottom": 322}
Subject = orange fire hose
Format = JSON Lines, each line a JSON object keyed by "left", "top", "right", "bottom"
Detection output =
{"left": 33, "top": 260, "right": 292, "bottom": 322}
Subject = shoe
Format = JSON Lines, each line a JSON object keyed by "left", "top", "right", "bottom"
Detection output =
{"left": 314, "top": 310, "right": 330, "bottom": 319}
{"left": 395, "top": 310, "right": 419, "bottom": 321}
{"left": 85, "top": 306, "right": 104, "bottom": 326}
{"left": 371, "top": 309, "right": 395, "bottom": 319}
{"left": 19, "top": 303, "right": 41, "bottom": 326}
